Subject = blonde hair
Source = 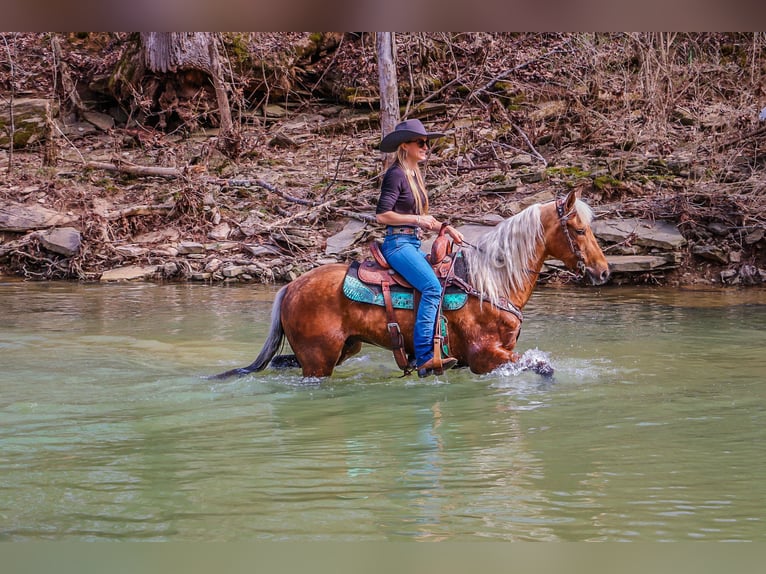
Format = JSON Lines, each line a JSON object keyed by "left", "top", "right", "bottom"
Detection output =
{"left": 396, "top": 146, "right": 429, "bottom": 215}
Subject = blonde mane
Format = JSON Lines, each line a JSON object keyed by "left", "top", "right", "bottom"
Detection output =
{"left": 463, "top": 198, "right": 593, "bottom": 304}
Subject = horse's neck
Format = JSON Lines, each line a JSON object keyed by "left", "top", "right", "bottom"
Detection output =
{"left": 507, "top": 243, "right": 546, "bottom": 309}
{"left": 463, "top": 241, "right": 546, "bottom": 310}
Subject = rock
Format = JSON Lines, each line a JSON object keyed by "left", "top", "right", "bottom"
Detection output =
{"left": 114, "top": 245, "right": 147, "bottom": 257}
{"left": 0, "top": 203, "right": 78, "bottom": 232}
{"left": 244, "top": 243, "right": 281, "bottom": 257}
{"left": 222, "top": 266, "right": 244, "bottom": 277}
{"left": 176, "top": 241, "right": 205, "bottom": 255}
{"left": 480, "top": 179, "right": 521, "bottom": 194}
{"left": 592, "top": 218, "right": 686, "bottom": 250}
{"left": 133, "top": 228, "right": 180, "bottom": 244}
{"left": 0, "top": 98, "right": 58, "bottom": 148}
{"left": 163, "top": 262, "right": 179, "bottom": 276}
{"left": 720, "top": 268, "right": 738, "bottom": 283}
{"left": 546, "top": 255, "right": 675, "bottom": 273}
{"left": 38, "top": 227, "right": 81, "bottom": 257}
{"left": 205, "top": 259, "right": 222, "bottom": 273}
{"left": 707, "top": 221, "right": 729, "bottom": 236}
{"left": 238, "top": 212, "right": 264, "bottom": 237}
{"left": 509, "top": 154, "right": 533, "bottom": 168}
{"left": 208, "top": 222, "right": 231, "bottom": 241}
{"left": 268, "top": 132, "right": 299, "bottom": 149}
{"left": 264, "top": 104, "right": 287, "bottom": 118}
{"left": 82, "top": 110, "right": 115, "bottom": 132}
{"left": 739, "top": 265, "right": 765, "bottom": 285}
{"left": 325, "top": 219, "right": 367, "bottom": 255}
{"left": 100, "top": 265, "right": 158, "bottom": 282}
{"left": 506, "top": 190, "right": 556, "bottom": 214}
{"left": 692, "top": 244, "right": 728, "bottom": 264}
{"left": 519, "top": 170, "right": 545, "bottom": 184}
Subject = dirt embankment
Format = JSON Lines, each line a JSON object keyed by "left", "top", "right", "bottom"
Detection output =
{"left": 1, "top": 33, "right": 765, "bottom": 287}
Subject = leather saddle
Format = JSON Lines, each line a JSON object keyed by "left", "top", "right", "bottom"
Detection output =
{"left": 348, "top": 230, "right": 461, "bottom": 375}
{"left": 358, "top": 232, "right": 456, "bottom": 289}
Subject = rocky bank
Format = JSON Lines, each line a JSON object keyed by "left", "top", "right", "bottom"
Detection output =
{"left": 1, "top": 33, "right": 765, "bottom": 288}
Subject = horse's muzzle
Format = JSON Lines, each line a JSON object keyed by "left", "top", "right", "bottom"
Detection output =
{"left": 586, "top": 266, "right": 611, "bottom": 285}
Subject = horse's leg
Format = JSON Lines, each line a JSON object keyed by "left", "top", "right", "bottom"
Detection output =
{"left": 337, "top": 339, "right": 363, "bottom": 365}
{"left": 449, "top": 302, "right": 522, "bottom": 374}
{"left": 278, "top": 264, "right": 359, "bottom": 378}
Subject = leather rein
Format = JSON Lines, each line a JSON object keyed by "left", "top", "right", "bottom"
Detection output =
{"left": 555, "top": 196, "right": 587, "bottom": 276}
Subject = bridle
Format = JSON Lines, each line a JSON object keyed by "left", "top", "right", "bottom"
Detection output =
{"left": 555, "top": 196, "right": 587, "bottom": 275}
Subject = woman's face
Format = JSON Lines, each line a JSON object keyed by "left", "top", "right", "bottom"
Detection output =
{"left": 404, "top": 138, "right": 430, "bottom": 162}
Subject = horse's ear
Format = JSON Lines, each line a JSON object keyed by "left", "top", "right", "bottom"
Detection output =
{"left": 564, "top": 188, "right": 580, "bottom": 212}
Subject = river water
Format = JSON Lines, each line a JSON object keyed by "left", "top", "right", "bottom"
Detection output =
{"left": 1, "top": 280, "right": 765, "bottom": 541}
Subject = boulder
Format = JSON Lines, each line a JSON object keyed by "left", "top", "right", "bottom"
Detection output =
{"left": 0, "top": 98, "right": 58, "bottom": 148}
{"left": 38, "top": 227, "right": 81, "bottom": 257}
{"left": 325, "top": 219, "right": 367, "bottom": 255}
{"left": 546, "top": 254, "right": 676, "bottom": 274}
{"left": 592, "top": 218, "right": 686, "bottom": 250}
{"left": 0, "top": 203, "right": 78, "bottom": 232}
{"left": 100, "top": 265, "right": 158, "bottom": 282}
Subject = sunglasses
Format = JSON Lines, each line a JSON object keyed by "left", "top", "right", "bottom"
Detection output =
{"left": 409, "top": 139, "right": 430, "bottom": 149}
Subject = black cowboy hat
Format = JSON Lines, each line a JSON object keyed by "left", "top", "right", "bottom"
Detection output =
{"left": 379, "top": 119, "right": 446, "bottom": 153}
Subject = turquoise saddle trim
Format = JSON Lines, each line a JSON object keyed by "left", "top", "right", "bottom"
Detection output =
{"left": 342, "top": 274, "right": 468, "bottom": 311}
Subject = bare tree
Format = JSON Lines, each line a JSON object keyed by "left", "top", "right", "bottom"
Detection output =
{"left": 376, "top": 32, "right": 400, "bottom": 169}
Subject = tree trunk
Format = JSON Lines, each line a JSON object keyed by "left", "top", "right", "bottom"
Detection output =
{"left": 116, "top": 33, "right": 239, "bottom": 156}
{"left": 376, "top": 32, "right": 400, "bottom": 170}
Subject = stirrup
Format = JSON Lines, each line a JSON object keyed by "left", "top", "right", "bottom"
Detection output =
{"left": 417, "top": 356, "right": 458, "bottom": 378}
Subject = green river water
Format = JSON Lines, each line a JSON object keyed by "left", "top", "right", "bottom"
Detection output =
{"left": 1, "top": 281, "right": 765, "bottom": 541}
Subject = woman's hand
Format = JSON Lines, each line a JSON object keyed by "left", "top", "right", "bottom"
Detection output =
{"left": 417, "top": 214, "right": 440, "bottom": 231}
{"left": 445, "top": 225, "right": 464, "bottom": 245}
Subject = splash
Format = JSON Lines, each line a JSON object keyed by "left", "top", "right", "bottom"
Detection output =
{"left": 492, "top": 348, "right": 554, "bottom": 378}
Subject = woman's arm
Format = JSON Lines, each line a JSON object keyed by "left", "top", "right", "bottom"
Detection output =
{"left": 377, "top": 211, "right": 464, "bottom": 244}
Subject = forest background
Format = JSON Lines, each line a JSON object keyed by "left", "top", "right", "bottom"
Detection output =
{"left": 1, "top": 32, "right": 765, "bottom": 286}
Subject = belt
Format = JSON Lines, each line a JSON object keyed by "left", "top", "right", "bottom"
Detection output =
{"left": 386, "top": 226, "right": 421, "bottom": 238}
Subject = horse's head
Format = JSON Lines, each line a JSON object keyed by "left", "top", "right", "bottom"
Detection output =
{"left": 543, "top": 189, "right": 610, "bottom": 285}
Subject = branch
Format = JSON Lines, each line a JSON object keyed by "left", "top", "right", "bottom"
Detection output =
{"left": 103, "top": 204, "right": 174, "bottom": 220}
{"left": 84, "top": 160, "right": 187, "bottom": 179}
{"left": 512, "top": 123, "right": 548, "bottom": 166}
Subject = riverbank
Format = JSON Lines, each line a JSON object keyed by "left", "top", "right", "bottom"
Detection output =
{"left": 1, "top": 33, "right": 765, "bottom": 287}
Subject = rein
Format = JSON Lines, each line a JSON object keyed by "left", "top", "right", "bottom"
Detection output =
{"left": 555, "top": 196, "right": 587, "bottom": 276}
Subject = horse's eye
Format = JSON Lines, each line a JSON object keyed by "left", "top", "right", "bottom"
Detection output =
{"left": 575, "top": 228, "right": 586, "bottom": 236}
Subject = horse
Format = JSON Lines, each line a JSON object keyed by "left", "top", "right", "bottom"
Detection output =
{"left": 212, "top": 189, "right": 610, "bottom": 379}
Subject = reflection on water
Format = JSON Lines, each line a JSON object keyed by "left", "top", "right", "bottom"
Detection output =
{"left": 1, "top": 281, "right": 765, "bottom": 541}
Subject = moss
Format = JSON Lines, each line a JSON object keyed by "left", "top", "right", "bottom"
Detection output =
{"left": 593, "top": 174, "right": 623, "bottom": 190}
{"left": 223, "top": 33, "right": 253, "bottom": 69}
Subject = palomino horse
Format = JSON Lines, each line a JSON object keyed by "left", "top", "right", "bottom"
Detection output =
{"left": 213, "top": 189, "right": 609, "bottom": 379}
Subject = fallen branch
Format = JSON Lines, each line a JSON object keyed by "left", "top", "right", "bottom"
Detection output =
{"left": 104, "top": 204, "right": 175, "bottom": 220}
{"left": 84, "top": 160, "right": 186, "bottom": 179}
{"left": 215, "top": 177, "right": 377, "bottom": 223}
{"left": 716, "top": 124, "right": 766, "bottom": 151}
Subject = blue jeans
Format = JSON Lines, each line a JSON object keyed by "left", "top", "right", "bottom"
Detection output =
{"left": 381, "top": 233, "right": 442, "bottom": 366}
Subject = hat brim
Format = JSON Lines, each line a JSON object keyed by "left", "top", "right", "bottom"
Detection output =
{"left": 379, "top": 129, "right": 446, "bottom": 153}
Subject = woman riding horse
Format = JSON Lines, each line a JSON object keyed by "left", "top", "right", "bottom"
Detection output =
{"left": 375, "top": 119, "right": 464, "bottom": 377}
{"left": 212, "top": 188, "right": 610, "bottom": 380}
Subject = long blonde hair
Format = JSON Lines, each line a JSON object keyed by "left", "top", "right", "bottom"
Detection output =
{"left": 396, "top": 146, "right": 429, "bottom": 215}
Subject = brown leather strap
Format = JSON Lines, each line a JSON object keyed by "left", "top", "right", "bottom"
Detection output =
{"left": 381, "top": 282, "right": 411, "bottom": 372}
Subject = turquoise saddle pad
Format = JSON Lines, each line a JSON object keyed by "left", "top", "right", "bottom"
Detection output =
{"left": 342, "top": 263, "right": 468, "bottom": 311}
